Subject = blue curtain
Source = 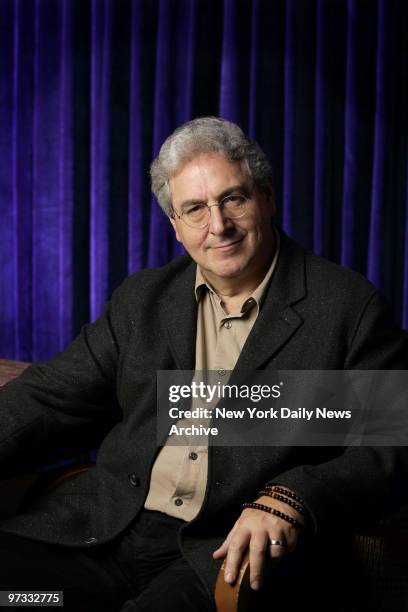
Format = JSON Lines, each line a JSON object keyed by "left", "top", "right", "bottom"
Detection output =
{"left": 0, "top": 0, "right": 407, "bottom": 361}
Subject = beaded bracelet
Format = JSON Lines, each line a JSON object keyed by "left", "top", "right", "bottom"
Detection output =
{"left": 265, "top": 485, "right": 305, "bottom": 506}
{"left": 241, "top": 502, "right": 302, "bottom": 528}
{"left": 258, "top": 490, "right": 306, "bottom": 516}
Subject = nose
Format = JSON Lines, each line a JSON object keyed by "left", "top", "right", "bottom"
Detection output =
{"left": 208, "top": 204, "right": 231, "bottom": 235}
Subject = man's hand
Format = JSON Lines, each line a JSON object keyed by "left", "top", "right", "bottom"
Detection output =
{"left": 212, "top": 492, "right": 304, "bottom": 591}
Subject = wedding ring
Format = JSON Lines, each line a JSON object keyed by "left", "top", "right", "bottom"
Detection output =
{"left": 270, "top": 539, "right": 286, "bottom": 547}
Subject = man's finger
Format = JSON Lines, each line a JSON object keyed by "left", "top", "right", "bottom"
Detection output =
{"left": 248, "top": 532, "right": 268, "bottom": 590}
{"left": 212, "top": 541, "right": 228, "bottom": 559}
{"left": 269, "top": 522, "right": 299, "bottom": 555}
{"left": 269, "top": 536, "right": 288, "bottom": 559}
{"left": 223, "top": 531, "right": 250, "bottom": 583}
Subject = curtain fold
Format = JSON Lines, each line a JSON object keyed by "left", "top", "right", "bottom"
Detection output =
{"left": 128, "top": 0, "right": 145, "bottom": 275}
{"left": 32, "top": 0, "right": 73, "bottom": 360}
{"left": 404, "top": 170, "right": 408, "bottom": 329}
{"left": 0, "top": 0, "right": 406, "bottom": 360}
{"left": 220, "top": 0, "right": 239, "bottom": 123}
{"left": 248, "top": 0, "right": 259, "bottom": 139}
{"left": 367, "top": 0, "right": 387, "bottom": 287}
{"left": 90, "top": 0, "right": 111, "bottom": 322}
{"left": 148, "top": 0, "right": 195, "bottom": 267}
{"left": 341, "top": 0, "right": 358, "bottom": 269}
{"left": 58, "top": 0, "right": 74, "bottom": 352}
{"left": 313, "top": 0, "right": 325, "bottom": 257}
{"left": 282, "top": 0, "right": 295, "bottom": 235}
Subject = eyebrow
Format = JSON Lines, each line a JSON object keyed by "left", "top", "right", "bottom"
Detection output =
{"left": 178, "top": 184, "right": 251, "bottom": 211}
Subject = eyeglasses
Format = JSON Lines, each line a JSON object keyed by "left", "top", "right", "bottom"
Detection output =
{"left": 172, "top": 194, "right": 248, "bottom": 229}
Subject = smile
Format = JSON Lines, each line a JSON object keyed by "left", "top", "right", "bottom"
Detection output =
{"left": 212, "top": 237, "right": 244, "bottom": 252}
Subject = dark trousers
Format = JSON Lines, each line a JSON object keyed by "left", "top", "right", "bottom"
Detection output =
{"left": 0, "top": 510, "right": 215, "bottom": 612}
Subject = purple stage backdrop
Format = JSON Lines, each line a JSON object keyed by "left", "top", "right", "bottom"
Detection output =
{"left": 0, "top": 0, "right": 407, "bottom": 361}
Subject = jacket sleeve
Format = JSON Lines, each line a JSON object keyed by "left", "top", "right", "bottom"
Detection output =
{"left": 268, "top": 290, "right": 408, "bottom": 533}
{"left": 0, "top": 288, "right": 125, "bottom": 480}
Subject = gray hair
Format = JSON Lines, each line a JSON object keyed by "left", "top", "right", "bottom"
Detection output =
{"left": 150, "top": 116, "right": 273, "bottom": 216}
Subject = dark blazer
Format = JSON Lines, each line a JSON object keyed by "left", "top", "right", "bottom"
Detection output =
{"left": 0, "top": 229, "right": 407, "bottom": 599}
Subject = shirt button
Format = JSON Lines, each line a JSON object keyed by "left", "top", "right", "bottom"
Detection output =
{"left": 218, "top": 369, "right": 226, "bottom": 376}
{"left": 189, "top": 452, "right": 198, "bottom": 460}
{"left": 128, "top": 473, "right": 140, "bottom": 487}
{"left": 84, "top": 537, "right": 98, "bottom": 545}
{"left": 174, "top": 497, "right": 183, "bottom": 506}
{"left": 223, "top": 321, "right": 232, "bottom": 329}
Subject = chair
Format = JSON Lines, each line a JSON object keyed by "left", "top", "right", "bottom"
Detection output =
{"left": 1, "top": 359, "right": 408, "bottom": 611}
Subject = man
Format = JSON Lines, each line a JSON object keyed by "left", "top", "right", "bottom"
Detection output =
{"left": 0, "top": 117, "right": 407, "bottom": 611}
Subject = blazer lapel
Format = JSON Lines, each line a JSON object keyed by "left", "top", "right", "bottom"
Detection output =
{"left": 160, "top": 260, "right": 197, "bottom": 370}
{"left": 233, "top": 229, "right": 306, "bottom": 373}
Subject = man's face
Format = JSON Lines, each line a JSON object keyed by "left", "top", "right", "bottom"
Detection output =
{"left": 169, "top": 153, "right": 276, "bottom": 284}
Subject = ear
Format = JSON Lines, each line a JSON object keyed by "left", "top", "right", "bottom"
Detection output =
{"left": 170, "top": 217, "right": 183, "bottom": 243}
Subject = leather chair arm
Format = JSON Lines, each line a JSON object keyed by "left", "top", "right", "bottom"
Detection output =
{"left": 0, "top": 358, "right": 30, "bottom": 386}
{"left": 215, "top": 552, "right": 250, "bottom": 612}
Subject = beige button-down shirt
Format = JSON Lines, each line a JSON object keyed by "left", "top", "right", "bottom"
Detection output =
{"left": 144, "top": 231, "right": 280, "bottom": 520}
